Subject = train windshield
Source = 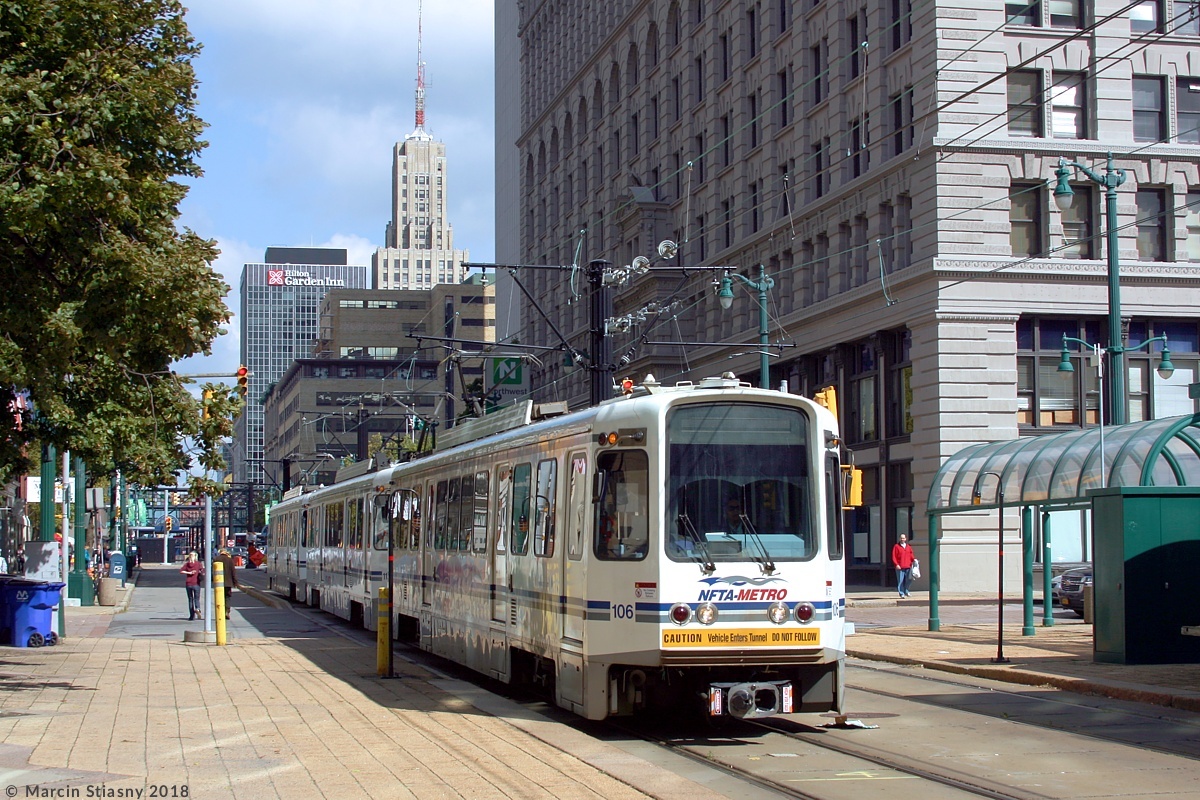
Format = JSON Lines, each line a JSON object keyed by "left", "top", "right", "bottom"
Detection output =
{"left": 667, "top": 403, "right": 814, "bottom": 563}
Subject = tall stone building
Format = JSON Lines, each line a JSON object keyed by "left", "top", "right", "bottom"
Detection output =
{"left": 495, "top": 0, "right": 1200, "bottom": 589}
{"left": 372, "top": 12, "right": 468, "bottom": 289}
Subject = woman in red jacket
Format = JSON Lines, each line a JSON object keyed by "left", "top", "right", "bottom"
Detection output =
{"left": 891, "top": 534, "right": 916, "bottom": 597}
{"left": 180, "top": 551, "right": 205, "bottom": 620}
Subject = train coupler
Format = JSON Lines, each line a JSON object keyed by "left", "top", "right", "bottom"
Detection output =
{"left": 707, "top": 680, "right": 793, "bottom": 719}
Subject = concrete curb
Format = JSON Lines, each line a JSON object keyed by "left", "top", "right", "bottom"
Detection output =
{"left": 239, "top": 583, "right": 292, "bottom": 610}
{"left": 848, "top": 648, "right": 1200, "bottom": 713}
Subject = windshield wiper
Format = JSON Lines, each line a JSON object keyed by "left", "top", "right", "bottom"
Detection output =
{"left": 676, "top": 512, "right": 715, "bottom": 574}
{"left": 736, "top": 513, "right": 776, "bottom": 575}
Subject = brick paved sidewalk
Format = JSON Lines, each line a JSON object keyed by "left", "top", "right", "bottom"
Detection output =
{"left": 0, "top": 567, "right": 723, "bottom": 800}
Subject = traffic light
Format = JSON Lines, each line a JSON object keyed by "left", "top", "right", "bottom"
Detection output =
{"left": 202, "top": 389, "right": 213, "bottom": 420}
{"left": 164, "top": 516, "right": 173, "bottom": 534}
{"left": 235, "top": 365, "right": 249, "bottom": 397}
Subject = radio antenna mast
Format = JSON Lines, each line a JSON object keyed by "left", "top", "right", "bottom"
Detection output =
{"left": 414, "top": 0, "right": 426, "bottom": 132}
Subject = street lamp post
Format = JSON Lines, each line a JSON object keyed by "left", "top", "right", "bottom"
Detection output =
{"left": 972, "top": 471, "right": 1010, "bottom": 664}
{"left": 1052, "top": 153, "right": 1130, "bottom": 422}
{"left": 718, "top": 264, "right": 775, "bottom": 389}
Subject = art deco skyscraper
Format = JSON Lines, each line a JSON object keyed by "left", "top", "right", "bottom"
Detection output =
{"left": 373, "top": 4, "right": 468, "bottom": 289}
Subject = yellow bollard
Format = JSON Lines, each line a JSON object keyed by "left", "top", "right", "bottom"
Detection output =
{"left": 377, "top": 587, "right": 390, "bottom": 676}
{"left": 214, "top": 562, "right": 227, "bottom": 646}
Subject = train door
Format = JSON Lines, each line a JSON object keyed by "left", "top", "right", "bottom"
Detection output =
{"left": 562, "top": 452, "right": 588, "bottom": 643}
{"left": 491, "top": 464, "right": 510, "bottom": 623}
{"left": 421, "top": 481, "right": 437, "bottom": 606}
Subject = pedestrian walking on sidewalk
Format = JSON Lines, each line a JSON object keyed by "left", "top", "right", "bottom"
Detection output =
{"left": 213, "top": 548, "right": 238, "bottom": 619}
{"left": 892, "top": 533, "right": 915, "bottom": 597}
{"left": 180, "top": 551, "right": 204, "bottom": 620}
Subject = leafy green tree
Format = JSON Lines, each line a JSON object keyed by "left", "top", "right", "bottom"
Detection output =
{"left": 0, "top": 0, "right": 231, "bottom": 492}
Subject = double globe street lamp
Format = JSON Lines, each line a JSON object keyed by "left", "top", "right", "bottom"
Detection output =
{"left": 1050, "top": 153, "right": 1177, "bottom": 426}
{"left": 717, "top": 264, "right": 775, "bottom": 389}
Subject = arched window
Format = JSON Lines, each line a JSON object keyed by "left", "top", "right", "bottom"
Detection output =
{"left": 608, "top": 63, "right": 621, "bottom": 109}
{"left": 667, "top": 3, "right": 681, "bottom": 48}
{"left": 626, "top": 43, "right": 640, "bottom": 89}
{"left": 646, "top": 22, "right": 659, "bottom": 67}
{"left": 564, "top": 113, "right": 574, "bottom": 152}
{"left": 592, "top": 80, "right": 604, "bottom": 127}
{"left": 550, "top": 128, "right": 560, "bottom": 167}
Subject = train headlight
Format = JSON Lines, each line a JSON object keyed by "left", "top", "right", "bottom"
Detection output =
{"left": 669, "top": 603, "right": 693, "bottom": 625}
{"left": 794, "top": 602, "right": 815, "bottom": 623}
{"left": 767, "top": 601, "right": 789, "bottom": 624}
{"left": 696, "top": 602, "right": 718, "bottom": 625}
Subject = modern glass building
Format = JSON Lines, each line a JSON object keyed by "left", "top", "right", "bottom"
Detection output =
{"left": 235, "top": 248, "right": 370, "bottom": 483}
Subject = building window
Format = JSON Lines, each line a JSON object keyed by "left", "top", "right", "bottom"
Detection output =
{"left": 750, "top": 182, "right": 760, "bottom": 232}
{"left": 886, "top": 329, "right": 913, "bottom": 437}
{"left": 776, "top": 68, "right": 792, "bottom": 128}
{"left": 1177, "top": 78, "right": 1200, "bottom": 143}
{"left": 810, "top": 42, "right": 826, "bottom": 104}
{"left": 720, "top": 114, "right": 731, "bottom": 167}
{"left": 847, "top": 343, "right": 878, "bottom": 444}
{"left": 891, "top": 89, "right": 913, "bottom": 155}
{"left": 812, "top": 140, "right": 825, "bottom": 199}
{"left": 1060, "top": 184, "right": 1094, "bottom": 259}
{"left": 1131, "top": 0, "right": 1162, "bottom": 31}
{"left": 1178, "top": 0, "right": 1200, "bottom": 34}
{"left": 1008, "top": 71, "right": 1043, "bottom": 137}
{"left": 1127, "top": 320, "right": 1200, "bottom": 420}
{"left": 1051, "top": 73, "right": 1087, "bottom": 138}
{"left": 848, "top": 14, "right": 861, "bottom": 80}
{"left": 1017, "top": 317, "right": 1105, "bottom": 428}
{"left": 1010, "top": 182, "right": 1043, "bottom": 257}
{"left": 1136, "top": 189, "right": 1168, "bottom": 261}
{"left": 722, "top": 199, "right": 733, "bottom": 249}
{"left": 892, "top": 0, "right": 913, "bottom": 48}
{"left": 850, "top": 116, "right": 868, "bottom": 178}
{"left": 1007, "top": 0, "right": 1040, "bottom": 24}
{"left": 719, "top": 31, "right": 731, "bottom": 82}
{"left": 1186, "top": 190, "right": 1200, "bottom": 261}
{"left": 1050, "top": 0, "right": 1081, "bottom": 26}
{"left": 747, "top": 92, "right": 759, "bottom": 149}
{"left": 1133, "top": 76, "right": 1166, "bottom": 142}
{"left": 747, "top": 7, "right": 758, "bottom": 58}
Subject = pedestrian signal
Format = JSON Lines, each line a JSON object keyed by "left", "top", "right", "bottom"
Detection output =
{"left": 236, "top": 365, "right": 249, "bottom": 397}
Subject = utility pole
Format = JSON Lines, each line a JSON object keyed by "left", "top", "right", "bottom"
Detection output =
{"left": 246, "top": 479, "right": 255, "bottom": 539}
{"left": 357, "top": 405, "right": 370, "bottom": 463}
{"left": 588, "top": 259, "right": 614, "bottom": 407}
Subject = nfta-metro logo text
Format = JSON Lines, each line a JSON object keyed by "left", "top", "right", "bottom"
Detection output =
{"left": 267, "top": 269, "right": 286, "bottom": 286}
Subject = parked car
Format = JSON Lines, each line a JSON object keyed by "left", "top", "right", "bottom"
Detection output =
{"left": 1058, "top": 566, "right": 1093, "bottom": 617}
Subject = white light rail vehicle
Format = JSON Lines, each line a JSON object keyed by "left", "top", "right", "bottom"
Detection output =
{"left": 267, "top": 372, "right": 862, "bottom": 721}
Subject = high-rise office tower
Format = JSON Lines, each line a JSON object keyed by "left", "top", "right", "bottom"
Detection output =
{"left": 234, "top": 247, "right": 370, "bottom": 484}
{"left": 373, "top": 5, "right": 468, "bottom": 290}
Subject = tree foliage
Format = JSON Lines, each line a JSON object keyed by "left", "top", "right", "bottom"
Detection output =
{"left": 0, "top": 0, "right": 231, "bottom": 490}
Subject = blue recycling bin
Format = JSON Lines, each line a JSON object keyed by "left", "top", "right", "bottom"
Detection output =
{"left": 0, "top": 580, "right": 64, "bottom": 647}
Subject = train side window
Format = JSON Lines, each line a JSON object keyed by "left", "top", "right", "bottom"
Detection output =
{"left": 348, "top": 498, "right": 362, "bottom": 550}
{"left": 326, "top": 501, "right": 344, "bottom": 548}
{"left": 511, "top": 463, "right": 532, "bottom": 555}
{"left": 566, "top": 452, "right": 588, "bottom": 561}
{"left": 402, "top": 489, "right": 421, "bottom": 549}
{"left": 534, "top": 458, "right": 557, "bottom": 557}
{"left": 473, "top": 470, "right": 489, "bottom": 553}
{"left": 434, "top": 479, "right": 449, "bottom": 550}
{"left": 594, "top": 450, "right": 649, "bottom": 561}
{"left": 424, "top": 483, "right": 436, "bottom": 548}
{"left": 460, "top": 474, "right": 476, "bottom": 550}
{"left": 495, "top": 464, "right": 511, "bottom": 554}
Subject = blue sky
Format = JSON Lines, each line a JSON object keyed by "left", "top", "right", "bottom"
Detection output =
{"left": 174, "top": 0, "right": 496, "bottom": 379}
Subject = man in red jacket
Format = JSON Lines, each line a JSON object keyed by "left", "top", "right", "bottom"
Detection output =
{"left": 891, "top": 534, "right": 916, "bottom": 598}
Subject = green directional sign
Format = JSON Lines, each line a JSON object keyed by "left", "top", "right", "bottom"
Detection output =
{"left": 492, "top": 357, "right": 523, "bottom": 386}
{"left": 487, "top": 357, "right": 529, "bottom": 407}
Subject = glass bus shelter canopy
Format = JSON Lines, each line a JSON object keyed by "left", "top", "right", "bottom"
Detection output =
{"left": 927, "top": 414, "right": 1200, "bottom": 514}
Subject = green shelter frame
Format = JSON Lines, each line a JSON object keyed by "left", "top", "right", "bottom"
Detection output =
{"left": 924, "top": 413, "right": 1200, "bottom": 632}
